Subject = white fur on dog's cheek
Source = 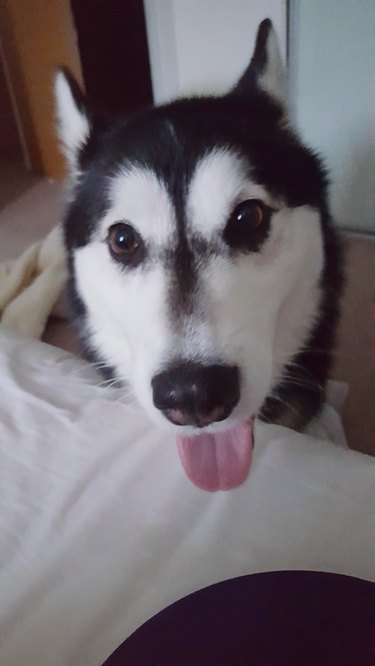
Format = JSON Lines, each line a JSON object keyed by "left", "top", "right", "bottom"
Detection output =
{"left": 187, "top": 149, "right": 278, "bottom": 237}
{"left": 99, "top": 167, "right": 175, "bottom": 245}
{"left": 271, "top": 206, "right": 324, "bottom": 376}
{"left": 74, "top": 244, "right": 171, "bottom": 396}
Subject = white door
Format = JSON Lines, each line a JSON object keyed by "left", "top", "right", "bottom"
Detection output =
{"left": 289, "top": 0, "right": 375, "bottom": 232}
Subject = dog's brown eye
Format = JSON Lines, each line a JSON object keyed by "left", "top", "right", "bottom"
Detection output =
{"left": 232, "top": 200, "right": 263, "bottom": 230}
{"left": 108, "top": 223, "right": 138, "bottom": 254}
{"left": 107, "top": 222, "right": 146, "bottom": 267}
{"left": 223, "top": 199, "right": 271, "bottom": 253}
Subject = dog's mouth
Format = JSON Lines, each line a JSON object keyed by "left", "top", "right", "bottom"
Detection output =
{"left": 176, "top": 420, "right": 253, "bottom": 492}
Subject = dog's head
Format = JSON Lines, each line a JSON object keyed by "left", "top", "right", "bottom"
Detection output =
{"left": 55, "top": 20, "right": 327, "bottom": 490}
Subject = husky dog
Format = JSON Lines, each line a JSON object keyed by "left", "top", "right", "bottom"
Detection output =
{"left": 55, "top": 20, "right": 342, "bottom": 491}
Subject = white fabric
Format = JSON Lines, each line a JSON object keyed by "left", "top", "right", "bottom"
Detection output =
{"left": 0, "top": 328, "right": 374, "bottom": 666}
{"left": 0, "top": 225, "right": 67, "bottom": 339}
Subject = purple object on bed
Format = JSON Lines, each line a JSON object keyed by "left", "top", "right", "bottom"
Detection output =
{"left": 103, "top": 571, "right": 375, "bottom": 665}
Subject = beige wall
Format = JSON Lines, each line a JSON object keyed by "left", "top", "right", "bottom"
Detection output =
{"left": 0, "top": 0, "right": 83, "bottom": 178}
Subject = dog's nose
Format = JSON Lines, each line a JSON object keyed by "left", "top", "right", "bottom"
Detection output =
{"left": 151, "top": 363, "right": 240, "bottom": 427}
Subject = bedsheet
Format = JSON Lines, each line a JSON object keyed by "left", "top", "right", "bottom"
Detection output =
{"left": 0, "top": 327, "right": 374, "bottom": 665}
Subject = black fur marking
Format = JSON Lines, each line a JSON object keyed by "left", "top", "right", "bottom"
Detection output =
{"left": 232, "top": 18, "right": 272, "bottom": 96}
{"left": 164, "top": 234, "right": 219, "bottom": 319}
{"left": 64, "top": 168, "right": 111, "bottom": 250}
{"left": 157, "top": 127, "right": 199, "bottom": 319}
{"left": 169, "top": 236, "right": 198, "bottom": 317}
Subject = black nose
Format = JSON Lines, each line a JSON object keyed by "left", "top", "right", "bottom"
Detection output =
{"left": 151, "top": 363, "right": 240, "bottom": 428}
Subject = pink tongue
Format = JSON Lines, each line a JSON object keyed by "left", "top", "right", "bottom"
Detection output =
{"left": 177, "top": 422, "right": 253, "bottom": 492}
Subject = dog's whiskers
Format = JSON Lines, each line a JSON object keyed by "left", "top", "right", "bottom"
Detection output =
{"left": 296, "top": 347, "right": 353, "bottom": 362}
{"left": 280, "top": 370, "right": 324, "bottom": 392}
{"left": 96, "top": 376, "right": 125, "bottom": 389}
{"left": 283, "top": 361, "right": 322, "bottom": 384}
{"left": 91, "top": 361, "right": 113, "bottom": 372}
{"left": 266, "top": 391, "right": 301, "bottom": 419}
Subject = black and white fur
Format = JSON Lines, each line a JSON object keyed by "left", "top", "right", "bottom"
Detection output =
{"left": 55, "top": 19, "right": 343, "bottom": 435}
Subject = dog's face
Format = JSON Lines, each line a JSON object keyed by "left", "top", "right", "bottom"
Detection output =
{"left": 56, "top": 21, "right": 328, "bottom": 490}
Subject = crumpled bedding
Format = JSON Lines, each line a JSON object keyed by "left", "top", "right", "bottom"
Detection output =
{"left": 0, "top": 225, "right": 67, "bottom": 339}
{"left": 0, "top": 328, "right": 374, "bottom": 666}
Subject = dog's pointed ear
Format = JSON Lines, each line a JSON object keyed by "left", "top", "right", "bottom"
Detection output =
{"left": 54, "top": 68, "right": 90, "bottom": 174}
{"left": 232, "top": 18, "right": 287, "bottom": 107}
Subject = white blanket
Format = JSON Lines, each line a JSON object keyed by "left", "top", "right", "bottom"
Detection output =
{"left": 0, "top": 328, "right": 374, "bottom": 666}
{"left": 0, "top": 225, "right": 67, "bottom": 339}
